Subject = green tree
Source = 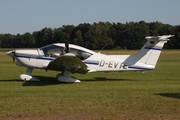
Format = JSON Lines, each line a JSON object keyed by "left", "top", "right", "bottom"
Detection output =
{"left": 0, "top": 34, "right": 14, "bottom": 48}
{"left": 73, "top": 30, "right": 83, "bottom": 45}
{"left": 0, "top": 21, "right": 178, "bottom": 49}
{"left": 21, "top": 32, "right": 36, "bottom": 47}
{"left": 35, "top": 28, "right": 54, "bottom": 47}
{"left": 174, "top": 25, "right": 180, "bottom": 49}
{"left": 54, "top": 28, "right": 70, "bottom": 43}
{"left": 122, "top": 21, "right": 149, "bottom": 49}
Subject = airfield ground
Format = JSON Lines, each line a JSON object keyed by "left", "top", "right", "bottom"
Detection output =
{"left": 0, "top": 49, "right": 180, "bottom": 120}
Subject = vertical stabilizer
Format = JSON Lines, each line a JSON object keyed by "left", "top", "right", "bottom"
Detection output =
{"left": 136, "top": 35, "right": 174, "bottom": 66}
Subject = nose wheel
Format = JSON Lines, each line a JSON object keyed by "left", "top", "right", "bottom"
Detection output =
{"left": 20, "top": 67, "right": 40, "bottom": 81}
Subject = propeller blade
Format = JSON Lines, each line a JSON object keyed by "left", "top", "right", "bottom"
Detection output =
{"left": 6, "top": 50, "right": 16, "bottom": 63}
{"left": 13, "top": 57, "right": 15, "bottom": 63}
{"left": 12, "top": 50, "right": 16, "bottom": 63}
{"left": 65, "top": 43, "right": 69, "bottom": 53}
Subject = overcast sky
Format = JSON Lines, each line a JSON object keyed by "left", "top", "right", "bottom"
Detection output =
{"left": 0, "top": 0, "right": 180, "bottom": 34}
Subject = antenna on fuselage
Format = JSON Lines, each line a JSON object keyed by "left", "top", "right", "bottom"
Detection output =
{"left": 98, "top": 44, "right": 107, "bottom": 53}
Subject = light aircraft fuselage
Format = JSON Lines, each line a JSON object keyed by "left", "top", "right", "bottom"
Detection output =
{"left": 6, "top": 35, "right": 174, "bottom": 82}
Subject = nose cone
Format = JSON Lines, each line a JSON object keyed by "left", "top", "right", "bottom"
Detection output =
{"left": 6, "top": 51, "right": 14, "bottom": 57}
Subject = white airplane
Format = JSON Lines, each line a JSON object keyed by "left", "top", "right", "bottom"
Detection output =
{"left": 6, "top": 35, "right": 174, "bottom": 82}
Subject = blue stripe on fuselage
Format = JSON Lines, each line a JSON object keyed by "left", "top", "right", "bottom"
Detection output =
{"left": 37, "top": 57, "right": 54, "bottom": 60}
{"left": 145, "top": 47, "right": 162, "bottom": 51}
{"left": 16, "top": 55, "right": 31, "bottom": 59}
{"left": 84, "top": 61, "right": 99, "bottom": 65}
{"left": 16, "top": 56, "right": 54, "bottom": 60}
{"left": 128, "top": 66, "right": 154, "bottom": 70}
{"left": 17, "top": 55, "right": 100, "bottom": 65}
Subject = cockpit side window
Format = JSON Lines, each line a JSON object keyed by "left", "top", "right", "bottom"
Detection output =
{"left": 69, "top": 48, "right": 92, "bottom": 60}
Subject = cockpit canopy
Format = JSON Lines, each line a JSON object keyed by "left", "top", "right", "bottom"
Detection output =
{"left": 39, "top": 43, "right": 94, "bottom": 60}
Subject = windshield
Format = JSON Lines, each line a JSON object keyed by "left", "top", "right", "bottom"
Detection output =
{"left": 39, "top": 44, "right": 92, "bottom": 60}
{"left": 39, "top": 44, "right": 65, "bottom": 57}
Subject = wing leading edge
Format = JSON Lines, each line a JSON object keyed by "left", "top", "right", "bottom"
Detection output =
{"left": 46, "top": 53, "right": 89, "bottom": 74}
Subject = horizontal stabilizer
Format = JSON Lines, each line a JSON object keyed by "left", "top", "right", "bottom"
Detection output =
{"left": 134, "top": 35, "right": 174, "bottom": 66}
{"left": 145, "top": 35, "right": 174, "bottom": 41}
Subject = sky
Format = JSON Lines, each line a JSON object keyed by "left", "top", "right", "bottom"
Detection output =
{"left": 0, "top": 0, "right": 180, "bottom": 35}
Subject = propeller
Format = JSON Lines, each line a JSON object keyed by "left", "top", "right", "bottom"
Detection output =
{"left": 65, "top": 43, "right": 69, "bottom": 53}
{"left": 6, "top": 50, "right": 16, "bottom": 63}
{"left": 12, "top": 50, "right": 16, "bottom": 63}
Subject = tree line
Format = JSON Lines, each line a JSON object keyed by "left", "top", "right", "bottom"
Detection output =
{"left": 0, "top": 21, "right": 180, "bottom": 50}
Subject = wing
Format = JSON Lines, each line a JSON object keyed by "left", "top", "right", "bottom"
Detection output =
{"left": 46, "top": 53, "right": 89, "bottom": 74}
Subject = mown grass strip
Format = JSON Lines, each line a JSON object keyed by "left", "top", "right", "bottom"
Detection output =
{"left": 0, "top": 50, "right": 180, "bottom": 119}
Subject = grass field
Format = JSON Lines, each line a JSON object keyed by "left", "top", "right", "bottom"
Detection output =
{"left": 0, "top": 49, "right": 180, "bottom": 120}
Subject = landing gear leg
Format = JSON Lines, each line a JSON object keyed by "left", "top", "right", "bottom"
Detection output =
{"left": 26, "top": 67, "right": 33, "bottom": 75}
{"left": 20, "top": 67, "right": 40, "bottom": 81}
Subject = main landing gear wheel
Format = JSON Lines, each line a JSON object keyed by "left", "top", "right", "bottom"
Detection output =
{"left": 56, "top": 71, "right": 81, "bottom": 83}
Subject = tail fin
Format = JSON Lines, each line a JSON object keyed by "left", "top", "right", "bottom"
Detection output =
{"left": 136, "top": 35, "right": 174, "bottom": 66}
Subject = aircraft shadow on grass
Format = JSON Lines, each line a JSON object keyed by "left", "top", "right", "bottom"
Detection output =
{"left": 1, "top": 76, "right": 137, "bottom": 86}
{"left": 155, "top": 93, "right": 180, "bottom": 100}
{"left": 22, "top": 76, "right": 63, "bottom": 86}
{"left": 22, "top": 76, "right": 137, "bottom": 86}
{"left": 0, "top": 76, "right": 63, "bottom": 86}
{"left": 0, "top": 79, "right": 22, "bottom": 82}
{"left": 81, "top": 77, "right": 137, "bottom": 82}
